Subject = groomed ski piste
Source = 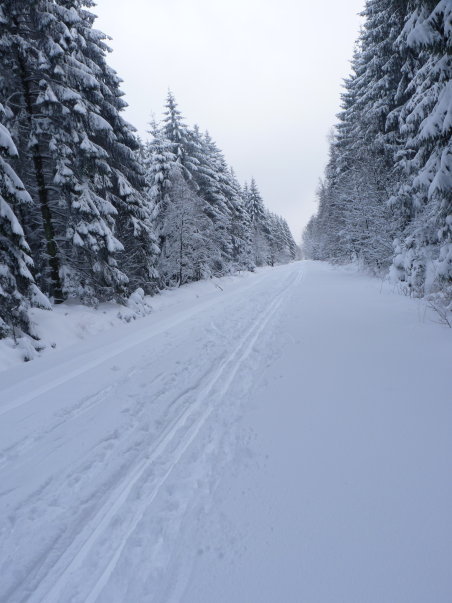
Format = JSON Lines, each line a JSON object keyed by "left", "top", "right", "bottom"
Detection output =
{"left": 0, "top": 261, "right": 451, "bottom": 602}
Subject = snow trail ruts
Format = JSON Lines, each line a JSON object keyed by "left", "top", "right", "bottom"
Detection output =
{"left": 2, "top": 263, "right": 449, "bottom": 603}
{"left": 0, "top": 368, "right": 168, "bottom": 473}
{"left": 0, "top": 269, "right": 274, "bottom": 419}
{"left": 84, "top": 275, "right": 298, "bottom": 603}
{"left": 0, "top": 272, "right": 279, "bottom": 489}
{"left": 5, "top": 265, "right": 300, "bottom": 603}
{"left": 0, "top": 362, "right": 219, "bottom": 602}
{"left": 0, "top": 383, "right": 116, "bottom": 472}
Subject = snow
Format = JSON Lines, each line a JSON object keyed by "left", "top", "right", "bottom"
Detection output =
{"left": 89, "top": 111, "right": 113, "bottom": 132}
{"left": 0, "top": 123, "right": 17, "bottom": 156}
{"left": 0, "top": 269, "right": 266, "bottom": 371}
{"left": 0, "top": 261, "right": 451, "bottom": 603}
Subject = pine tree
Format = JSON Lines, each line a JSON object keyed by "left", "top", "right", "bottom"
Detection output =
{"left": 0, "top": 107, "right": 50, "bottom": 339}
{"left": 157, "top": 170, "right": 217, "bottom": 286}
{"left": 280, "top": 217, "right": 298, "bottom": 261}
{"left": 0, "top": 0, "right": 65, "bottom": 301}
{"left": 65, "top": 0, "right": 159, "bottom": 296}
{"left": 391, "top": 0, "right": 452, "bottom": 305}
{"left": 302, "top": 1, "right": 409, "bottom": 270}
{"left": 303, "top": 0, "right": 451, "bottom": 317}
{"left": 0, "top": 0, "right": 159, "bottom": 302}
{"left": 162, "top": 91, "right": 199, "bottom": 177}
{"left": 227, "top": 168, "right": 254, "bottom": 271}
{"left": 145, "top": 121, "right": 176, "bottom": 207}
{"left": 143, "top": 120, "right": 178, "bottom": 254}
{"left": 191, "top": 130, "right": 234, "bottom": 269}
{"left": 246, "top": 178, "right": 270, "bottom": 265}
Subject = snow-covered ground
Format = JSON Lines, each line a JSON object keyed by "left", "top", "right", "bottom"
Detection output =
{"left": 0, "top": 261, "right": 451, "bottom": 602}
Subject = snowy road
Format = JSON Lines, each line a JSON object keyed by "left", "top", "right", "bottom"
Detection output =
{"left": 0, "top": 262, "right": 451, "bottom": 602}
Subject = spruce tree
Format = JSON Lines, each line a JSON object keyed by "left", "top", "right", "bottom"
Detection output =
{"left": 391, "top": 0, "right": 452, "bottom": 303}
{"left": 0, "top": 107, "right": 50, "bottom": 339}
{"left": 192, "top": 130, "right": 234, "bottom": 269}
{"left": 157, "top": 170, "right": 217, "bottom": 286}
{"left": 246, "top": 178, "right": 270, "bottom": 265}
{"left": 227, "top": 168, "right": 254, "bottom": 271}
{"left": 303, "top": 0, "right": 451, "bottom": 316}
{"left": 0, "top": 0, "right": 65, "bottom": 301}
{"left": 162, "top": 91, "right": 199, "bottom": 177}
{"left": 144, "top": 121, "right": 178, "bottom": 250}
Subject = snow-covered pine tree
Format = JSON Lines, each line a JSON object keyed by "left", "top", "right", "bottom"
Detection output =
{"left": 246, "top": 178, "right": 270, "bottom": 265}
{"left": 0, "top": 107, "right": 50, "bottom": 339}
{"left": 390, "top": 0, "right": 452, "bottom": 308}
{"left": 266, "top": 212, "right": 282, "bottom": 266}
{"left": 246, "top": 178, "right": 266, "bottom": 225}
{"left": 65, "top": 0, "right": 159, "bottom": 296}
{"left": 144, "top": 115, "right": 220, "bottom": 285}
{"left": 162, "top": 91, "right": 199, "bottom": 178}
{"left": 302, "top": 136, "right": 347, "bottom": 264}
{"left": 0, "top": 0, "right": 159, "bottom": 301}
{"left": 303, "top": 0, "right": 451, "bottom": 318}
{"left": 302, "top": 215, "right": 319, "bottom": 260}
{"left": 157, "top": 169, "right": 217, "bottom": 286}
{"left": 191, "top": 130, "right": 234, "bottom": 271}
{"left": 303, "top": 0, "right": 410, "bottom": 271}
{"left": 143, "top": 120, "right": 178, "bottom": 255}
{"left": 343, "top": 0, "right": 411, "bottom": 270}
{"left": 227, "top": 168, "right": 255, "bottom": 271}
{"left": 279, "top": 216, "right": 298, "bottom": 261}
{"left": 354, "top": 0, "right": 410, "bottom": 154}
{"left": 0, "top": 0, "right": 66, "bottom": 301}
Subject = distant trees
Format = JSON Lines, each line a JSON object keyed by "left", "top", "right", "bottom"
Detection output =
{"left": 143, "top": 93, "right": 297, "bottom": 287}
{"left": 303, "top": 0, "right": 451, "bottom": 315}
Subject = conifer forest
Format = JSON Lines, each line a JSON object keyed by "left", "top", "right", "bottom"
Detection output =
{"left": 0, "top": 0, "right": 297, "bottom": 341}
{"left": 303, "top": 1, "right": 451, "bottom": 316}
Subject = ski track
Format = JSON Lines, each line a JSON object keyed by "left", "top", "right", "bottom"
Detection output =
{"left": 0, "top": 263, "right": 301, "bottom": 603}
{"left": 0, "top": 268, "right": 273, "bottom": 419}
{"left": 1, "top": 263, "right": 449, "bottom": 603}
{"left": 84, "top": 275, "right": 297, "bottom": 603}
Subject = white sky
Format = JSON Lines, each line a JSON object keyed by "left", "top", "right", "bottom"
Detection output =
{"left": 93, "top": 0, "right": 363, "bottom": 240}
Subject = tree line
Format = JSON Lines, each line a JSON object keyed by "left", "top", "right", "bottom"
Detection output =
{"left": 0, "top": 0, "right": 297, "bottom": 340}
{"left": 303, "top": 0, "right": 451, "bottom": 314}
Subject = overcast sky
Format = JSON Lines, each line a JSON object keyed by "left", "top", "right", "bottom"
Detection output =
{"left": 93, "top": 0, "right": 364, "bottom": 240}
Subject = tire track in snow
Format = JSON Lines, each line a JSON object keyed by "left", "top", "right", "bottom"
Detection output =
{"left": 26, "top": 267, "right": 301, "bottom": 603}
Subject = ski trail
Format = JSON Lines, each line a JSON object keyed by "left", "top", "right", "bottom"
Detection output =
{"left": 85, "top": 275, "right": 296, "bottom": 603}
{"left": 0, "top": 270, "right": 274, "bottom": 419}
{"left": 26, "top": 269, "right": 297, "bottom": 603}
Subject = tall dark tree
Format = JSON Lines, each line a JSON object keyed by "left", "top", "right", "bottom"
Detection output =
{"left": 0, "top": 0, "right": 159, "bottom": 302}
{"left": 0, "top": 106, "right": 49, "bottom": 339}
